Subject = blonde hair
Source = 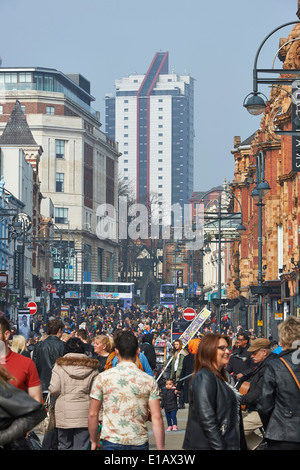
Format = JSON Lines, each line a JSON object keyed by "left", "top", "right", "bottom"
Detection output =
{"left": 94, "top": 334, "right": 113, "bottom": 353}
{"left": 61, "top": 333, "right": 70, "bottom": 342}
{"left": 11, "top": 335, "right": 28, "bottom": 354}
{"left": 278, "top": 316, "right": 300, "bottom": 349}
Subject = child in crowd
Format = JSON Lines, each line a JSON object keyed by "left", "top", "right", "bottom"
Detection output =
{"left": 161, "top": 378, "right": 178, "bottom": 431}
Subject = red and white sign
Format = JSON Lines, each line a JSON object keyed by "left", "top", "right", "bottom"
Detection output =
{"left": 27, "top": 301, "right": 37, "bottom": 315}
{"left": 183, "top": 307, "right": 196, "bottom": 321}
{"left": 0, "top": 272, "right": 8, "bottom": 287}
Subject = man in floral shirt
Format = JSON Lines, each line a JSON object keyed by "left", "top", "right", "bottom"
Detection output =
{"left": 88, "top": 330, "right": 165, "bottom": 450}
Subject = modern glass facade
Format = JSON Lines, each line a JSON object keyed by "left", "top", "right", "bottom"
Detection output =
{"left": 0, "top": 68, "right": 98, "bottom": 118}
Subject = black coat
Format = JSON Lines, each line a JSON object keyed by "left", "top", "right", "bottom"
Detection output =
{"left": 32, "top": 335, "right": 65, "bottom": 391}
{"left": 257, "top": 349, "right": 300, "bottom": 444}
{"left": 226, "top": 345, "right": 255, "bottom": 381}
{"left": 239, "top": 352, "right": 278, "bottom": 411}
{"left": 176, "top": 353, "right": 195, "bottom": 403}
{"left": 161, "top": 388, "right": 178, "bottom": 412}
{"left": 183, "top": 369, "right": 242, "bottom": 450}
{"left": 140, "top": 335, "right": 156, "bottom": 371}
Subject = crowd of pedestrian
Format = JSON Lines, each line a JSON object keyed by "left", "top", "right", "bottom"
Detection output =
{"left": 0, "top": 302, "right": 299, "bottom": 451}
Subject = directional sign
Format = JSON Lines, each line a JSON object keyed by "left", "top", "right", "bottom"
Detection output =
{"left": 183, "top": 307, "right": 196, "bottom": 321}
{"left": 27, "top": 301, "right": 37, "bottom": 315}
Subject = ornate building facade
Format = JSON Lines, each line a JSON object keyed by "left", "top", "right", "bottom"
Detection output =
{"left": 228, "top": 18, "right": 300, "bottom": 338}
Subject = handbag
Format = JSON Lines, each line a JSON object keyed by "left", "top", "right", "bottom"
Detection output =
{"left": 38, "top": 392, "right": 55, "bottom": 435}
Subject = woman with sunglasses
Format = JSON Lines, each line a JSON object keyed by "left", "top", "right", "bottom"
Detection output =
{"left": 182, "top": 333, "right": 246, "bottom": 450}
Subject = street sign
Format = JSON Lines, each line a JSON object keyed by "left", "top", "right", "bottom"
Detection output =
{"left": 183, "top": 307, "right": 196, "bottom": 321}
{"left": 27, "top": 301, "right": 37, "bottom": 315}
{"left": 0, "top": 272, "right": 8, "bottom": 287}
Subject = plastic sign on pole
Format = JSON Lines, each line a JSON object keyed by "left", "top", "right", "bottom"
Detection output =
{"left": 156, "top": 308, "right": 211, "bottom": 382}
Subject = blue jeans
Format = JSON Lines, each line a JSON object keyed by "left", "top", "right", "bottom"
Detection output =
{"left": 165, "top": 410, "right": 177, "bottom": 427}
{"left": 101, "top": 440, "right": 149, "bottom": 451}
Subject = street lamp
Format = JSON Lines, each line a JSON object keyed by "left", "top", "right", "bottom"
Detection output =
{"left": 243, "top": 20, "right": 300, "bottom": 116}
{"left": 243, "top": 92, "right": 268, "bottom": 115}
{"left": 199, "top": 189, "right": 246, "bottom": 331}
{"left": 251, "top": 151, "right": 270, "bottom": 337}
{"left": 12, "top": 213, "right": 32, "bottom": 309}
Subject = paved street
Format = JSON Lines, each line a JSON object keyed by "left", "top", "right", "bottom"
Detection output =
{"left": 148, "top": 405, "right": 189, "bottom": 450}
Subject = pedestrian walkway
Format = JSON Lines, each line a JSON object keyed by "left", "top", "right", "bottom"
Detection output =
{"left": 148, "top": 405, "right": 189, "bottom": 450}
{"left": 34, "top": 405, "right": 189, "bottom": 450}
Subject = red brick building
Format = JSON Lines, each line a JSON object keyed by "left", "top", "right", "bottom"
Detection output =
{"left": 228, "top": 20, "right": 300, "bottom": 337}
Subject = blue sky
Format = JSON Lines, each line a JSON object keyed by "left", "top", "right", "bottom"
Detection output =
{"left": 0, "top": 0, "right": 298, "bottom": 191}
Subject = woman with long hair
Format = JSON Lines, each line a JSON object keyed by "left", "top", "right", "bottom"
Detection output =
{"left": 10, "top": 335, "right": 31, "bottom": 358}
{"left": 183, "top": 333, "right": 245, "bottom": 450}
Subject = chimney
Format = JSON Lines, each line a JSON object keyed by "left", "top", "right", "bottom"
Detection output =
{"left": 234, "top": 136, "right": 241, "bottom": 148}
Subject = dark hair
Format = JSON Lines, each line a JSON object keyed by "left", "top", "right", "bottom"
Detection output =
{"left": 237, "top": 331, "right": 250, "bottom": 343}
{"left": 114, "top": 330, "right": 138, "bottom": 360}
{"left": 64, "top": 337, "right": 85, "bottom": 355}
{"left": 47, "top": 319, "right": 64, "bottom": 336}
{"left": 75, "top": 328, "right": 88, "bottom": 341}
{"left": 0, "top": 316, "right": 10, "bottom": 335}
{"left": 194, "top": 333, "right": 231, "bottom": 382}
{"left": 142, "top": 333, "right": 153, "bottom": 344}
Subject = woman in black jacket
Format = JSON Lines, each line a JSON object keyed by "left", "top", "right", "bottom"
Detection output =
{"left": 257, "top": 316, "right": 300, "bottom": 450}
{"left": 183, "top": 333, "right": 245, "bottom": 450}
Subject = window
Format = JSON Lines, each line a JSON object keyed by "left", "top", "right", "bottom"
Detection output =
{"left": 19, "top": 72, "right": 32, "bottom": 83}
{"left": 55, "top": 207, "right": 68, "bottom": 224}
{"left": 56, "top": 173, "right": 64, "bottom": 192}
{"left": 46, "top": 106, "right": 55, "bottom": 115}
{"left": 0, "top": 106, "right": 3, "bottom": 115}
{"left": 56, "top": 139, "right": 65, "bottom": 158}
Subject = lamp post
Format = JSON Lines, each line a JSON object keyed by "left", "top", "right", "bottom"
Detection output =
{"left": 199, "top": 189, "right": 246, "bottom": 331}
{"left": 243, "top": 21, "right": 300, "bottom": 116}
{"left": 12, "top": 213, "right": 32, "bottom": 309}
{"left": 251, "top": 151, "right": 270, "bottom": 337}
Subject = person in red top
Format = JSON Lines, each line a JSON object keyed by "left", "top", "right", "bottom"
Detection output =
{"left": 0, "top": 316, "right": 42, "bottom": 403}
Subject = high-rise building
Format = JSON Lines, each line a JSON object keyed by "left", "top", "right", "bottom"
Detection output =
{"left": 0, "top": 67, "right": 120, "bottom": 288}
{"left": 105, "top": 52, "right": 194, "bottom": 225}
